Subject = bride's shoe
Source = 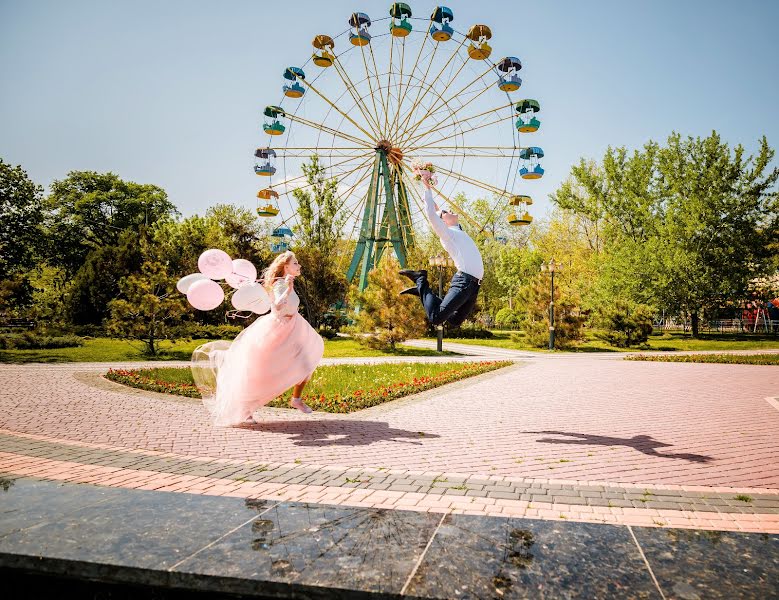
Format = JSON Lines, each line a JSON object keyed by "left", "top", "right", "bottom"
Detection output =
{"left": 290, "top": 397, "right": 313, "bottom": 414}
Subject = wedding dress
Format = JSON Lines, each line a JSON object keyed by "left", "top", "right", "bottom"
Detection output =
{"left": 191, "top": 281, "right": 324, "bottom": 426}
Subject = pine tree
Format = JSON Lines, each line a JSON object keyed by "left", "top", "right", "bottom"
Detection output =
{"left": 106, "top": 260, "right": 188, "bottom": 355}
{"left": 349, "top": 257, "right": 427, "bottom": 351}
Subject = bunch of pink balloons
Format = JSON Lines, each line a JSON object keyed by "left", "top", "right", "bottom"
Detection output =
{"left": 177, "top": 249, "right": 270, "bottom": 314}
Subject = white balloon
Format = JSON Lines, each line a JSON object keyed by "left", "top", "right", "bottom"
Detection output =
{"left": 176, "top": 273, "right": 208, "bottom": 294}
{"left": 198, "top": 248, "right": 233, "bottom": 280}
{"left": 187, "top": 279, "right": 225, "bottom": 311}
{"left": 225, "top": 258, "right": 258, "bottom": 289}
{"left": 231, "top": 282, "right": 270, "bottom": 314}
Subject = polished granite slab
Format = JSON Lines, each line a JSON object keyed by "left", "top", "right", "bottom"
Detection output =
{"left": 1, "top": 475, "right": 778, "bottom": 599}
{"left": 404, "top": 514, "right": 660, "bottom": 599}
{"left": 634, "top": 526, "right": 779, "bottom": 600}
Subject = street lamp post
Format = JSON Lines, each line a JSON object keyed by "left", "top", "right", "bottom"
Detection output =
{"left": 429, "top": 253, "right": 454, "bottom": 352}
{"left": 540, "top": 259, "right": 562, "bottom": 351}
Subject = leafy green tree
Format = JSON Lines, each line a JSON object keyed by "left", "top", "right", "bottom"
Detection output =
{"left": 349, "top": 256, "right": 427, "bottom": 351}
{"left": 106, "top": 260, "right": 188, "bottom": 356}
{"left": 0, "top": 160, "right": 45, "bottom": 313}
{"left": 594, "top": 300, "right": 655, "bottom": 347}
{"left": 291, "top": 155, "right": 348, "bottom": 326}
{"left": 521, "top": 273, "right": 585, "bottom": 349}
{"left": 553, "top": 132, "right": 779, "bottom": 336}
{"left": 66, "top": 230, "right": 143, "bottom": 325}
{"left": 45, "top": 171, "right": 177, "bottom": 277}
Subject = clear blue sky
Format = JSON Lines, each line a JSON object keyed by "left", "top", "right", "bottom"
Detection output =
{"left": 2, "top": 0, "right": 778, "bottom": 221}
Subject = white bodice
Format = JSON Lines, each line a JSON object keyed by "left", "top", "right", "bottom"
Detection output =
{"left": 273, "top": 281, "right": 300, "bottom": 316}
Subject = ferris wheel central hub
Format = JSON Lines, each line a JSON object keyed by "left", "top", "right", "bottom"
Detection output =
{"left": 375, "top": 139, "right": 404, "bottom": 166}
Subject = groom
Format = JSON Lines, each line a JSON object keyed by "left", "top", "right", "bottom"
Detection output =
{"left": 399, "top": 172, "right": 483, "bottom": 326}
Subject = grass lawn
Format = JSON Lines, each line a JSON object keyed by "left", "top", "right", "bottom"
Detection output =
{"left": 442, "top": 330, "right": 779, "bottom": 353}
{"left": 625, "top": 353, "right": 779, "bottom": 365}
{"left": 0, "top": 336, "right": 455, "bottom": 363}
{"left": 105, "top": 361, "right": 512, "bottom": 413}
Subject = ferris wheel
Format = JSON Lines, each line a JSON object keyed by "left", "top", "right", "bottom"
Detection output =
{"left": 253, "top": 3, "right": 545, "bottom": 290}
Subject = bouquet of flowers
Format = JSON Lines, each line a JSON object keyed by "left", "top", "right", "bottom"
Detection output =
{"left": 410, "top": 159, "right": 437, "bottom": 186}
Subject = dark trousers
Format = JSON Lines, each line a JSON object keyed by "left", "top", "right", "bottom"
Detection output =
{"left": 416, "top": 271, "right": 481, "bottom": 326}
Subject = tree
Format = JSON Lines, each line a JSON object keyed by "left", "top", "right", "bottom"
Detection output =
{"left": 293, "top": 154, "right": 345, "bottom": 255}
{"left": 349, "top": 256, "right": 427, "bottom": 351}
{"left": 553, "top": 132, "right": 779, "bottom": 336}
{"left": 522, "top": 272, "right": 585, "bottom": 349}
{"left": 65, "top": 230, "right": 143, "bottom": 325}
{"left": 106, "top": 260, "right": 188, "bottom": 356}
{"left": 45, "top": 171, "right": 177, "bottom": 277}
{"left": 0, "top": 159, "right": 45, "bottom": 313}
{"left": 291, "top": 155, "right": 349, "bottom": 326}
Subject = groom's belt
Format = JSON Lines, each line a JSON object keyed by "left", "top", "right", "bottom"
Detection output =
{"left": 457, "top": 271, "right": 482, "bottom": 285}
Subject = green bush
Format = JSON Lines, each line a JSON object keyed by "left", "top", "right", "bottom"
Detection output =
{"left": 495, "top": 307, "right": 524, "bottom": 329}
{"left": 594, "top": 301, "right": 654, "bottom": 348}
{"left": 318, "top": 326, "right": 339, "bottom": 340}
{"left": 0, "top": 332, "right": 84, "bottom": 350}
{"left": 444, "top": 322, "right": 494, "bottom": 339}
{"left": 171, "top": 323, "right": 243, "bottom": 340}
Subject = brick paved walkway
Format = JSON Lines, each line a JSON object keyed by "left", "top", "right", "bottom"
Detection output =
{"left": 1, "top": 348, "right": 778, "bottom": 533}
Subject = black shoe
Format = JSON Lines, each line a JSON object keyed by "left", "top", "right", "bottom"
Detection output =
{"left": 399, "top": 269, "right": 427, "bottom": 282}
{"left": 399, "top": 286, "right": 420, "bottom": 296}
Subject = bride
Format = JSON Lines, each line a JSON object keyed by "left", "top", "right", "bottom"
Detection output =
{"left": 192, "top": 251, "right": 324, "bottom": 426}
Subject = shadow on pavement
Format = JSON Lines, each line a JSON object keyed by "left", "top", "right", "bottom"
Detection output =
{"left": 242, "top": 420, "right": 440, "bottom": 447}
{"left": 524, "top": 431, "right": 713, "bottom": 463}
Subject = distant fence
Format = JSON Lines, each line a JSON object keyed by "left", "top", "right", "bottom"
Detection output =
{"left": 655, "top": 318, "right": 779, "bottom": 334}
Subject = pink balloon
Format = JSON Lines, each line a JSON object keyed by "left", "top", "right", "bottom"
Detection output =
{"left": 225, "top": 258, "right": 258, "bottom": 289}
{"left": 198, "top": 249, "right": 233, "bottom": 280}
{"left": 187, "top": 279, "right": 225, "bottom": 311}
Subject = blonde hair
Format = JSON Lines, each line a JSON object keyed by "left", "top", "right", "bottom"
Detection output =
{"left": 262, "top": 250, "right": 296, "bottom": 292}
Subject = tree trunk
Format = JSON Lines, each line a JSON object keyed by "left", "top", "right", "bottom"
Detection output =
{"left": 691, "top": 311, "right": 699, "bottom": 338}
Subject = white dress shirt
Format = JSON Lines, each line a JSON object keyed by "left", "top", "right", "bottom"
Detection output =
{"left": 424, "top": 188, "right": 484, "bottom": 280}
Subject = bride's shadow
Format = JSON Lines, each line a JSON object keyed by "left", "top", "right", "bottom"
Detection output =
{"left": 243, "top": 420, "right": 439, "bottom": 447}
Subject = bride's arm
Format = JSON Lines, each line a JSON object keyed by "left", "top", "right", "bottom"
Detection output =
{"left": 271, "top": 279, "right": 292, "bottom": 311}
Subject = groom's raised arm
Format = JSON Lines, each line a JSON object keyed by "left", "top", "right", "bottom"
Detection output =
{"left": 424, "top": 188, "right": 454, "bottom": 244}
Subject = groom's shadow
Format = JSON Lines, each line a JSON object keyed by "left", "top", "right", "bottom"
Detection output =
{"left": 524, "top": 431, "right": 713, "bottom": 463}
{"left": 243, "top": 420, "right": 439, "bottom": 448}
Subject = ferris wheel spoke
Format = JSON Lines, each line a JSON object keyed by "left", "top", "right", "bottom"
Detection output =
{"left": 285, "top": 113, "right": 373, "bottom": 148}
{"left": 300, "top": 77, "right": 377, "bottom": 142}
{"left": 384, "top": 31, "right": 396, "bottom": 138}
{"left": 408, "top": 112, "right": 514, "bottom": 152}
{"left": 394, "top": 34, "right": 467, "bottom": 138}
{"left": 276, "top": 155, "right": 374, "bottom": 198}
{"left": 355, "top": 45, "right": 385, "bottom": 139}
{"left": 404, "top": 102, "right": 514, "bottom": 146}
{"left": 405, "top": 83, "right": 496, "bottom": 149}
{"left": 388, "top": 36, "right": 408, "bottom": 136}
{"left": 392, "top": 17, "right": 433, "bottom": 135}
{"left": 432, "top": 164, "right": 510, "bottom": 197}
{"left": 331, "top": 59, "right": 384, "bottom": 138}
{"left": 366, "top": 43, "right": 391, "bottom": 137}
{"left": 400, "top": 62, "right": 497, "bottom": 145}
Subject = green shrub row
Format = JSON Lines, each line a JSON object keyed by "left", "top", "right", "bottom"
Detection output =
{"left": 625, "top": 353, "right": 779, "bottom": 365}
{"left": 0, "top": 332, "right": 84, "bottom": 350}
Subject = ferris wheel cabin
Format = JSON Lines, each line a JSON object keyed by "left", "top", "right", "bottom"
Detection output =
{"left": 349, "top": 12, "right": 372, "bottom": 46}
{"left": 256, "top": 188, "right": 280, "bottom": 217}
{"left": 254, "top": 148, "right": 277, "bottom": 177}
{"left": 282, "top": 67, "right": 305, "bottom": 98}
{"left": 466, "top": 24, "right": 492, "bottom": 60}
{"left": 519, "top": 147, "right": 544, "bottom": 179}
{"left": 262, "top": 105, "right": 286, "bottom": 136}
{"left": 516, "top": 99, "right": 541, "bottom": 133}
{"left": 429, "top": 6, "right": 454, "bottom": 41}
{"left": 312, "top": 35, "right": 335, "bottom": 67}
{"left": 497, "top": 56, "right": 522, "bottom": 92}
{"left": 390, "top": 3, "right": 412, "bottom": 37}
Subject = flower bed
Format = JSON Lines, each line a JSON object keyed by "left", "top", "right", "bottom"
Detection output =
{"left": 624, "top": 353, "right": 779, "bottom": 366}
{"left": 105, "top": 361, "right": 512, "bottom": 413}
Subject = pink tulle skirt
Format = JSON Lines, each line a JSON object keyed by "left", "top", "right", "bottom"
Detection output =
{"left": 191, "top": 313, "right": 324, "bottom": 426}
